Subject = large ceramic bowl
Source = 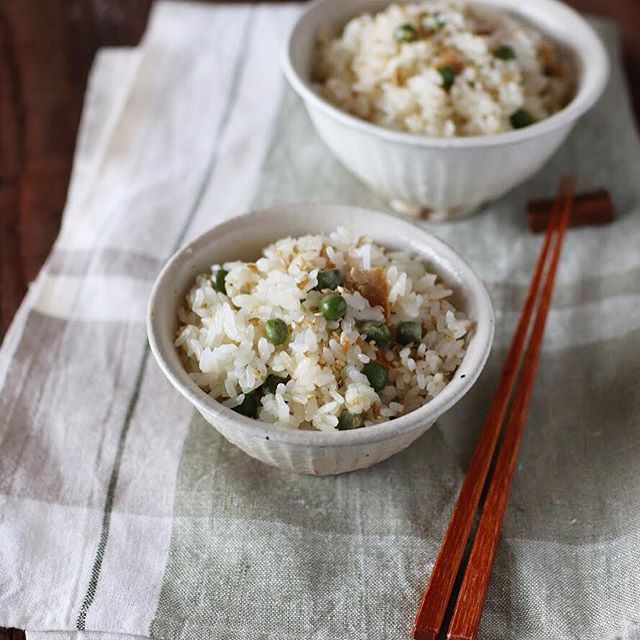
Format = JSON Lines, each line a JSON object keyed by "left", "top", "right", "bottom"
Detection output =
{"left": 147, "top": 205, "right": 494, "bottom": 475}
{"left": 283, "top": 0, "right": 609, "bottom": 220}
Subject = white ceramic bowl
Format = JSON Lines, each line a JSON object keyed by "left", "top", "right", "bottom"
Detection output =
{"left": 147, "top": 205, "right": 494, "bottom": 475}
{"left": 283, "top": 0, "right": 609, "bottom": 220}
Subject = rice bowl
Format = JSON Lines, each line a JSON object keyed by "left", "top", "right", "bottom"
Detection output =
{"left": 147, "top": 205, "right": 494, "bottom": 474}
{"left": 283, "top": 0, "right": 608, "bottom": 219}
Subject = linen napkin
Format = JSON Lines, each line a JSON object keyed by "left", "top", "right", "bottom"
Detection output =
{"left": 1, "top": 3, "right": 639, "bottom": 640}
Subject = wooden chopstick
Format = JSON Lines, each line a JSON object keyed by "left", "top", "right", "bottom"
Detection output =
{"left": 412, "top": 178, "right": 572, "bottom": 640}
{"left": 413, "top": 176, "right": 576, "bottom": 640}
{"left": 447, "top": 175, "right": 576, "bottom": 640}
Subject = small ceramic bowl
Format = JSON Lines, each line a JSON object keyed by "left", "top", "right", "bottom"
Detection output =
{"left": 147, "top": 205, "right": 494, "bottom": 475}
{"left": 282, "top": 0, "right": 609, "bottom": 220}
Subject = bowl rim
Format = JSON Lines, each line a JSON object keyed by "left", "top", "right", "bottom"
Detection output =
{"left": 147, "top": 204, "right": 495, "bottom": 448}
{"left": 282, "top": 0, "right": 610, "bottom": 149}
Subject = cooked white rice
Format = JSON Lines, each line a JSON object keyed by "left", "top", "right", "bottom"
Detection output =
{"left": 176, "top": 229, "right": 471, "bottom": 431}
{"left": 314, "top": 0, "right": 573, "bottom": 137}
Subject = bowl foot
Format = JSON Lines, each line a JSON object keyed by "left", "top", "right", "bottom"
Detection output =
{"left": 389, "top": 199, "right": 480, "bottom": 222}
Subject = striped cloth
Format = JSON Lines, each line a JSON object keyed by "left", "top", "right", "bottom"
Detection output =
{"left": 1, "top": 2, "right": 639, "bottom": 639}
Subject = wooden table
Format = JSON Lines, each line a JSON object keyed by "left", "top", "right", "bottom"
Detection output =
{"left": 0, "top": 1, "right": 638, "bottom": 638}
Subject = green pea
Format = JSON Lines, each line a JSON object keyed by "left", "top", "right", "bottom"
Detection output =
{"left": 360, "top": 321, "right": 391, "bottom": 347}
{"left": 315, "top": 268, "right": 343, "bottom": 291}
{"left": 336, "top": 411, "right": 364, "bottom": 431}
{"left": 362, "top": 362, "right": 388, "bottom": 392}
{"left": 319, "top": 293, "right": 347, "bottom": 321}
{"left": 494, "top": 45, "right": 515, "bottom": 60}
{"left": 262, "top": 374, "right": 289, "bottom": 395}
{"left": 394, "top": 23, "right": 417, "bottom": 43}
{"left": 264, "top": 318, "right": 288, "bottom": 345}
{"left": 214, "top": 268, "right": 228, "bottom": 294}
{"left": 233, "top": 391, "right": 258, "bottom": 418}
{"left": 438, "top": 66, "right": 456, "bottom": 91}
{"left": 510, "top": 109, "right": 535, "bottom": 129}
{"left": 396, "top": 321, "right": 422, "bottom": 346}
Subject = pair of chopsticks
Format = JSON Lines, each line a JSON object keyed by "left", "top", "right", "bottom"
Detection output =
{"left": 413, "top": 175, "right": 577, "bottom": 640}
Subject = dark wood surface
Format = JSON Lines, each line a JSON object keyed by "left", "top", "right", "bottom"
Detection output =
{"left": 0, "top": 1, "right": 638, "bottom": 639}
{"left": 0, "top": 0, "right": 151, "bottom": 336}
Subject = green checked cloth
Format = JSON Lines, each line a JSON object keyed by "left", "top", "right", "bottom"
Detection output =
{"left": 1, "top": 3, "right": 639, "bottom": 639}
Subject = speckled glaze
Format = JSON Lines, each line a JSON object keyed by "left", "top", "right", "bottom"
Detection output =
{"left": 282, "top": 0, "right": 609, "bottom": 220}
{"left": 147, "top": 205, "right": 494, "bottom": 475}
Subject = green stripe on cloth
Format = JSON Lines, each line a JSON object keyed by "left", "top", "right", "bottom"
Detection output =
{"left": 76, "top": 347, "right": 152, "bottom": 629}
{"left": 76, "top": 7, "right": 257, "bottom": 629}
